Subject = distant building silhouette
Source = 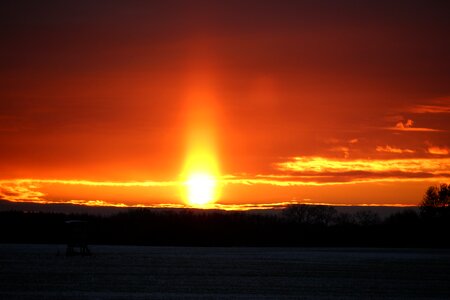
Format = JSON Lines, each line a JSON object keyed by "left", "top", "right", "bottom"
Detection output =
{"left": 65, "top": 220, "right": 91, "bottom": 256}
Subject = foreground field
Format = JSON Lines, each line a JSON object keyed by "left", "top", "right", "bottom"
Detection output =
{"left": 0, "top": 245, "right": 449, "bottom": 299}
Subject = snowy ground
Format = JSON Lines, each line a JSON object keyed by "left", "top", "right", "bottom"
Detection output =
{"left": 0, "top": 244, "right": 449, "bottom": 299}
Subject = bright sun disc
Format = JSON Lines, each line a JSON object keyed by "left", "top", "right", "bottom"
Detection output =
{"left": 186, "top": 173, "right": 217, "bottom": 206}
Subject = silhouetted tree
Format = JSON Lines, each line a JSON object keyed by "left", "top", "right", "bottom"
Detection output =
{"left": 354, "top": 210, "right": 380, "bottom": 226}
{"left": 384, "top": 209, "right": 420, "bottom": 226}
{"left": 334, "top": 212, "right": 356, "bottom": 226}
{"left": 420, "top": 183, "right": 449, "bottom": 219}
{"left": 283, "top": 204, "right": 337, "bottom": 226}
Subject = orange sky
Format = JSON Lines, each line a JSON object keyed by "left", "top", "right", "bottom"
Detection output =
{"left": 1, "top": 1, "right": 449, "bottom": 208}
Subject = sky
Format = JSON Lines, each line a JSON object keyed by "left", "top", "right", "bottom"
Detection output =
{"left": 1, "top": 0, "right": 449, "bottom": 209}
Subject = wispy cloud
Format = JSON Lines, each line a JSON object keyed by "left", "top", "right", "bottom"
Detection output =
{"left": 408, "top": 97, "right": 450, "bottom": 114}
{"left": 330, "top": 146, "right": 350, "bottom": 158}
{"left": 410, "top": 105, "right": 450, "bottom": 114}
{"left": 0, "top": 194, "right": 415, "bottom": 210}
{"left": 428, "top": 146, "right": 449, "bottom": 155}
{"left": 397, "top": 119, "right": 414, "bottom": 129}
{"left": 0, "top": 179, "right": 178, "bottom": 187}
{"left": 1, "top": 156, "right": 449, "bottom": 208}
{"left": 326, "top": 138, "right": 359, "bottom": 158}
{"left": 276, "top": 156, "right": 450, "bottom": 174}
{"left": 0, "top": 182, "right": 46, "bottom": 203}
{"left": 388, "top": 119, "right": 442, "bottom": 132}
{"left": 0, "top": 179, "right": 179, "bottom": 204}
{"left": 376, "top": 145, "right": 415, "bottom": 154}
{"left": 270, "top": 156, "right": 450, "bottom": 185}
{"left": 65, "top": 199, "right": 188, "bottom": 209}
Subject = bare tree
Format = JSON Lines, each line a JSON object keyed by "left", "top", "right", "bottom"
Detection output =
{"left": 420, "top": 183, "right": 449, "bottom": 219}
{"left": 354, "top": 210, "right": 380, "bottom": 226}
{"left": 283, "top": 204, "right": 337, "bottom": 226}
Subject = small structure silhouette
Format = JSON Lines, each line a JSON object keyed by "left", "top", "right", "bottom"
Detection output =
{"left": 65, "top": 220, "right": 91, "bottom": 256}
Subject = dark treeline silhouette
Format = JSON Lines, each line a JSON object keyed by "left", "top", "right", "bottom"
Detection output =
{"left": 0, "top": 207, "right": 447, "bottom": 247}
{"left": 1, "top": 184, "right": 448, "bottom": 247}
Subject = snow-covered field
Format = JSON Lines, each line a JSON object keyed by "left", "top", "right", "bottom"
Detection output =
{"left": 0, "top": 244, "right": 449, "bottom": 299}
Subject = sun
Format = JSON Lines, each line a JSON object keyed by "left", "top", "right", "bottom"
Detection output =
{"left": 185, "top": 172, "right": 217, "bottom": 206}
{"left": 182, "top": 148, "right": 220, "bottom": 207}
{"left": 181, "top": 77, "right": 221, "bottom": 207}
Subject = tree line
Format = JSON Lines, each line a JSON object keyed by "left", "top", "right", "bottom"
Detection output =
{"left": 0, "top": 184, "right": 448, "bottom": 247}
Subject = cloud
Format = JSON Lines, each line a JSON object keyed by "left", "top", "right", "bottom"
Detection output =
{"left": 206, "top": 201, "right": 414, "bottom": 210}
{"left": 1, "top": 156, "right": 449, "bottom": 208}
{"left": 0, "top": 183, "right": 46, "bottom": 202}
{"left": 376, "top": 145, "right": 415, "bottom": 154}
{"left": 276, "top": 156, "right": 450, "bottom": 173}
{"left": 410, "top": 105, "right": 450, "bottom": 114}
{"left": 396, "top": 119, "right": 414, "bottom": 129}
{"left": 330, "top": 146, "right": 350, "bottom": 158}
{"left": 271, "top": 156, "right": 450, "bottom": 184}
{"left": 0, "top": 179, "right": 179, "bottom": 204}
{"left": 408, "top": 97, "right": 450, "bottom": 114}
{"left": 428, "top": 146, "right": 449, "bottom": 155}
{"left": 0, "top": 179, "right": 178, "bottom": 188}
{"left": 327, "top": 138, "right": 359, "bottom": 158}
{"left": 388, "top": 119, "right": 442, "bottom": 132}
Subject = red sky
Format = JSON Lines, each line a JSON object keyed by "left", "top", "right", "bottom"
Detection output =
{"left": 1, "top": 1, "right": 449, "bottom": 208}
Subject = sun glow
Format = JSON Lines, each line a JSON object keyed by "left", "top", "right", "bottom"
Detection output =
{"left": 185, "top": 172, "right": 217, "bottom": 206}
{"left": 181, "top": 72, "right": 221, "bottom": 207}
{"left": 182, "top": 147, "right": 220, "bottom": 207}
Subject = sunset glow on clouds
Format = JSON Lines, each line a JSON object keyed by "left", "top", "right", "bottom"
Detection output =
{"left": 1, "top": 1, "right": 449, "bottom": 208}
{"left": 376, "top": 146, "right": 415, "bottom": 154}
{"left": 408, "top": 97, "right": 450, "bottom": 114}
{"left": 428, "top": 146, "right": 449, "bottom": 155}
{"left": 273, "top": 157, "right": 450, "bottom": 187}
{"left": 1, "top": 153, "right": 449, "bottom": 208}
{"left": 389, "top": 119, "right": 443, "bottom": 132}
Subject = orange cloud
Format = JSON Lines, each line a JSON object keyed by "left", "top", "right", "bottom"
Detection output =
{"left": 6, "top": 155, "right": 447, "bottom": 192}
{"left": 389, "top": 119, "right": 442, "bottom": 132}
{"left": 410, "top": 105, "right": 450, "bottom": 114}
{"left": 0, "top": 182, "right": 46, "bottom": 203}
{"left": 428, "top": 146, "right": 449, "bottom": 155}
{"left": 277, "top": 156, "right": 449, "bottom": 173}
{"left": 397, "top": 119, "right": 414, "bottom": 129}
{"left": 409, "top": 97, "right": 450, "bottom": 114}
{"left": 0, "top": 179, "right": 180, "bottom": 204}
{"left": 1, "top": 179, "right": 178, "bottom": 187}
{"left": 1, "top": 155, "right": 449, "bottom": 208}
{"left": 330, "top": 146, "right": 350, "bottom": 158}
{"left": 327, "top": 139, "right": 359, "bottom": 158}
{"left": 376, "top": 145, "right": 415, "bottom": 154}
{"left": 275, "top": 156, "right": 450, "bottom": 181}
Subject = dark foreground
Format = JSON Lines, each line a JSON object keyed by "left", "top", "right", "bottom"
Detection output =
{"left": 1, "top": 245, "right": 450, "bottom": 299}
